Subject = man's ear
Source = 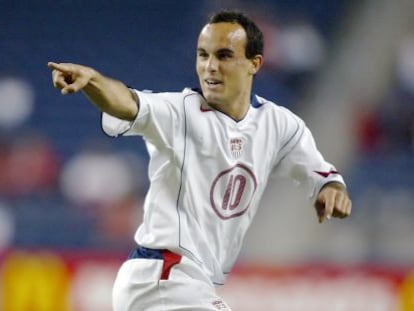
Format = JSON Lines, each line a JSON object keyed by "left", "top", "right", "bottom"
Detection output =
{"left": 249, "top": 55, "right": 264, "bottom": 75}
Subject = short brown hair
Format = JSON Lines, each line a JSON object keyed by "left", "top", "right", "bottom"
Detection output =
{"left": 208, "top": 10, "right": 264, "bottom": 59}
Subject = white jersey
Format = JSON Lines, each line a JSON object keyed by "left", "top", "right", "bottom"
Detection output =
{"left": 102, "top": 88, "right": 344, "bottom": 285}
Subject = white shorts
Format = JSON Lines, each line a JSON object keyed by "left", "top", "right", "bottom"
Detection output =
{"left": 112, "top": 246, "right": 232, "bottom": 311}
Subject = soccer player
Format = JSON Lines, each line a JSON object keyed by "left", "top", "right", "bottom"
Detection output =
{"left": 48, "top": 10, "right": 352, "bottom": 311}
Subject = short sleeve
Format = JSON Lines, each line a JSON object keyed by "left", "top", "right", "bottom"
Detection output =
{"left": 101, "top": 89, "right": 186, "bottom": 148}
{"left": 274, "top": 114, "right": 345, "bottom": 202}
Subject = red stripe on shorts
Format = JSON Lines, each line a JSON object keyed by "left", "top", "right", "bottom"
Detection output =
{"left": 160, "top": 250, "right": 182, "bottom": 280}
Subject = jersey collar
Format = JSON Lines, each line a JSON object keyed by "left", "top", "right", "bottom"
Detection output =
{"left": 191, "top": 87, "right": 261, "bottom": 109}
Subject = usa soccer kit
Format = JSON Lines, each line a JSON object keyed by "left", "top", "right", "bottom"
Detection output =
{"left": 104, "top": 88, "right": 345, "bottom": 310}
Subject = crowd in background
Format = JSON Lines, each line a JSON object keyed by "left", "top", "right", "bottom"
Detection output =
{"left": 0, "top": 0, "right": 413, "bottom": 266}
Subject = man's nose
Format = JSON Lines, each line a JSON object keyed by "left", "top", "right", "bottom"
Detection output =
{"left": 206, "top": 56, "right": 218, "bottom": 72}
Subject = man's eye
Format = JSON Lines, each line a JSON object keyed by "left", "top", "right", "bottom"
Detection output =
{"left": 218, "top": 53, "right": 232, "bottom": 60}
{"left": 198, "top": 52, "right": 208, "bottom": 58}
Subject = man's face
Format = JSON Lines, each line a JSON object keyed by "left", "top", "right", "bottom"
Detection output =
{"left": 196, "top": 22, "right": 255, "bottom": 107}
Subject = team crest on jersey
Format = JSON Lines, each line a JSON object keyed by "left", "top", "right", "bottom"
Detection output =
{"left": 230, "top": 138, "right": 243, "bottom": 158}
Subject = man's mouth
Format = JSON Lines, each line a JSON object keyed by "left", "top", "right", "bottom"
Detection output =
{"left": 205, "top": 79, "right": 222, "bottom": 87}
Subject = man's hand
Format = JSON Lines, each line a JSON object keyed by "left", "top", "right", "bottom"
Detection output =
{"left": 315, "top": 182, "right": 352, "bottom": 223}
{"left": 48, "top": 62, "right": 95, "bottom": 95}
{"left": 48, "top": 61, "right": 138, "bottom": 121}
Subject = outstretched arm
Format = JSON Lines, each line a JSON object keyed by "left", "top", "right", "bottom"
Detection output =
{"left": 48, "top": 62, "right": 138, "bottom": 121}
{"left": 315, "top": 182, "right": 352, "bottom": 223}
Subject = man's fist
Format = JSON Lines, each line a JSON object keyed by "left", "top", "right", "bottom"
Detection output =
{"left": 315, "top": 182, "right": 352, "bottom": 223}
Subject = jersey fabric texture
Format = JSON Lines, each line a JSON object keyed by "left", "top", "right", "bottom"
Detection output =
{"left": 102, "top": 88, "right": 345, "bottom": 286}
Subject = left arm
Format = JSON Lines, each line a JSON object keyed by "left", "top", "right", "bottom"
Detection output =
{"left": 315, "top": 182, "right": 352, "bottom": 223}
{"left": 273, "top": 110, "right": 352, "bottom": 223}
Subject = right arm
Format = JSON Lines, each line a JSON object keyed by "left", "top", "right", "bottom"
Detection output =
{"left": 48, "top": 62, "right": 138, "bottom": 121}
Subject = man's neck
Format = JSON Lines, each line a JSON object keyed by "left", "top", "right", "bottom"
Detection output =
{"left": 211, "top": 101, "right": 250, "bottom": 121}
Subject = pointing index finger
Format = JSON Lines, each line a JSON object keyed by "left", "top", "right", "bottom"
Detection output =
{"left": 47, "top": 62, "right": 72, "bottom": 74}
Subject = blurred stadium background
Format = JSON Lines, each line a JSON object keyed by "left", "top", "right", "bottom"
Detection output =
{"left": 1, "top": 0, "right": 414, "bottom": 310}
